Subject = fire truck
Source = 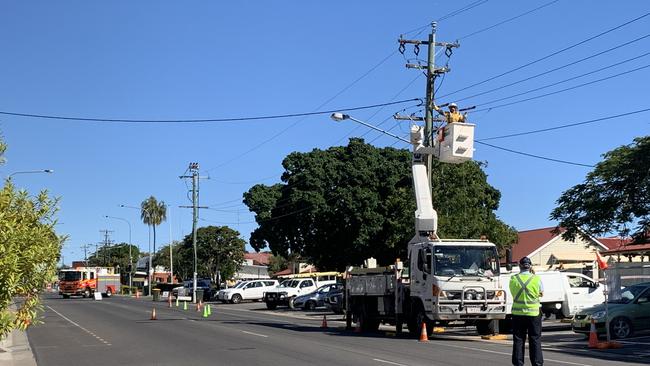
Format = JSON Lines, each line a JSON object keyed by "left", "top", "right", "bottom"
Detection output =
{"left": 58, "top": 265, "right": 120, "bottom": 298}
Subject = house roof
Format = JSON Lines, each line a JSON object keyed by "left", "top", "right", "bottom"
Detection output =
{"left": 596, "top": 237, "right": 633, "bottom": 251}
{"left": 512, "top": 227, "right": 564, "bottom": 260}
{"left": 244, "top": 252, "right": 272, "bottom": 266}
{"left": 601, "top": 243, "right": 650, "bottom": 255}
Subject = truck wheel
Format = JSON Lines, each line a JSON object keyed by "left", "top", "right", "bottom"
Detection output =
{"left": 62, "top": 294, "right": 70, "bottom": 299}
{"left": 266, "top": 301, "right": 277, "bottom": 310}
{"left": 476, "top": 320, "right": 497, "bottom": 336}
{"left": 409, "top": 308, "right": 432, "bottom": 338}
{"left": 231, "top": 294, "right": 242, "bottom": 304}
{"left": 83, "top": 288, "right": 91, "bottom": 298}
{"left": 106, "top": 288, "right": 112, "bottom": 297}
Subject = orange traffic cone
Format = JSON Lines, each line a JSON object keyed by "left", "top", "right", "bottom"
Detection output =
{"left": 588, "top": 319, "right": 599, "bottom": 348}
{"left": 150, "top": 307, "right": 157, "bottom": 320}
{"left": 419, "top": 322, "right": 429, "bottom": 342}
{"left": 321, "top": 315, "right": 328, "bottom": 328}
{"left": 135, "top": 291, "right": 140, "bottom": 299}
{"left": 168, "top": 294, "right": 172, "bottom": 308}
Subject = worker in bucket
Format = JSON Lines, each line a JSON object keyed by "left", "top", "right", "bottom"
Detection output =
{"left": 434, "top": 102, "right": 466, "bottom": 123}
{"left": 510, "top": 257, "right": 544, "bottom": 366}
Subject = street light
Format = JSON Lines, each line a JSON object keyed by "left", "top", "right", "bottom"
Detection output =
{"left": 330, "top": 113, "right": 411, "bottom": 143}
{"left": 105, "top": 215, "right": 133, "bottom": 292}
{"left": 8, "top": 169, "right": 54, "bottom": 178}
{"left": 120, "top": 204, "right": 153, "bottom": 296}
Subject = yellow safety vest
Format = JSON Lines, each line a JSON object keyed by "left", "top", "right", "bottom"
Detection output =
{"left": 509, "top": 273, "right": 541, "bottom": 316}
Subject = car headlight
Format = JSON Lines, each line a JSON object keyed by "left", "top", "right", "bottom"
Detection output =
{"left": 590, "top": 311, "right": 607, "bottom": 320}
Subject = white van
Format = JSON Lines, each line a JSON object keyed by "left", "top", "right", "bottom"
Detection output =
{"left": 500, "top": 271, "right": 605, "bottom": 318}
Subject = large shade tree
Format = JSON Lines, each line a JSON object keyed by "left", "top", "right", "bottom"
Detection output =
{"left": 244, "top": 138, "right": 517, "bottom": 270}
{"left": 551, "top": 136, "right": 650, "bottom": 243}
{"left": 0, "top": 140, "right": 65, "bottom": 338}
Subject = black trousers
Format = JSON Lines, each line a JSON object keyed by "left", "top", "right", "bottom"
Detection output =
{"left": 512, "top": 314, "right": 543, "bottom": 366}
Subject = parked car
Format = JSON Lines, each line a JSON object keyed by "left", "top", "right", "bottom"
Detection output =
{"left": 173, "top": 279, "right": 213, "bottom": 302}
{"left": 572, "top": 282, "right": 650, "bottom": 339}
{"left": 325, "top": 287, "right": 345, "bottom": 314}
{"left": 293, "top": 284, "right": 343, "bottom": 310}
{"left": 264, "top": 278, "right": 335, "bottom": 309}
{"left": 215, "top": 280, "right": 279, "bottom": 304}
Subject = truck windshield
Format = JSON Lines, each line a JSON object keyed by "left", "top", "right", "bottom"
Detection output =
{"left": 433, "top": 246, "right": 499, "bottom": 277}
{"left": 59, "top": 271, "right": 81, "bottom": 281}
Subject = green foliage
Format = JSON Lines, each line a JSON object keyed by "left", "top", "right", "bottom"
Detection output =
{"left": 0, "top": 142, "right": 64, "bottom": 338}
{"left": 140, "top": 196, "right": 167, "bottom": 258}
{"left": 87, "top": 243, "right": 139, "bottom": 276}
{"left": 175, "top": 226, "right": 245, "bottom": 283}
{"left": 551, "top": 136, "right": 650, "bottom": 242}
{"left": 268, "top": 254, "right": 288, "bottom": 275}
{"left": 153, "top": 241, "right": 183, "bottom": 278}
{"left": 244, "top": 138, "right": 517, "bottom": 271}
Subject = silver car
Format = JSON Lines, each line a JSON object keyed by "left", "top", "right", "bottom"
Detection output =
{"left": 293, "top": 284, "right": 342, "bottom": 310}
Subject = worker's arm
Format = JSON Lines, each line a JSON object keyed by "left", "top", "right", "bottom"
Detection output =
{"left": 433, "top": 104, "right": 445, "bottom": 116}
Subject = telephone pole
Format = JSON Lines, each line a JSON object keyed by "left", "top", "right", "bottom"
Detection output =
{"left": 397, "top": 22, "right": 459, "bottom": 182}
{"left": 81, "top": 244, "right": 91, "bottom": 266}
{"left": 180, "top": 162, "right": 207, "bottom": 303}
{"left": 99, "top": 229, "right": 114, "bottom": 266}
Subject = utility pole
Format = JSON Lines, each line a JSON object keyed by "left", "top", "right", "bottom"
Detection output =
{"left": 179, "top": 162, "right": 207, "bottom": 303}
{"left": 81, "top": 244, "right": 90, "bottom": 266}
{"left": 397, "top": 22, "right": 459, "bottom": 182}
{"left": 99, "top": 229, "right": 114, "bottom": 266}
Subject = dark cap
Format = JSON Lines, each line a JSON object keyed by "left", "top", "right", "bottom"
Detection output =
{"left": 519, "top": 256, "right": 532, "bottom": 269}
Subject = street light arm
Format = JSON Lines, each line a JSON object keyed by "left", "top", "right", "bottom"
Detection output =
{"left": 330, "top": 113, "right": 410, "bottom": 144}
{"left": 8, "top": 169, "right": 54, "bottom": 178}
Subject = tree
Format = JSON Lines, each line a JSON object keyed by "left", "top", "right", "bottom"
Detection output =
{"left": 140, "top": 196, "right": 167, "bottom": 259}
{"left": 551, "top": 136, "right": 650, "bottom": 243}
{"left": 153, "top": 241, "right": 183, "bottom": 280}
{"left": 87, "top": 243, "right": 140, "bottom": 279}
{"left": 244, "top": 138, "right": 517, "bottom": 271}
{"left": 0, "top": 140, "right": 65, "bottom": 338}
{"left": 177, "top": 226, "right": 245, "bottom": 284}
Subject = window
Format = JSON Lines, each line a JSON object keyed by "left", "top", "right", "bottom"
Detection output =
{"left": 300, "top": 280, "right": 313, "bottom": 288}
{"left": 245, "top": 282, "right": 255, "bottom": 289}
{"left": 568, "top": 276, "right": 593, "bottom": 288}
{"left": 254, "top": 282, "right": 263, "bottom": 288}
{"left": 90, "top": 272, "right": 94, "bottom": 280}
{"left": 263, "top": 281, "right": 276, "bottom": 287}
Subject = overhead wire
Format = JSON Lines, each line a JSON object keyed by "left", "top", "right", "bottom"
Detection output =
{"left": 472, "top": 62, "right": 650, "bottom": 112}
{"left": 476, "top": 141, "right": 594, "bottom": 168}
{"left": 401, "top": 0, "right": 490, "bottom": 36}
{"left": 448, "top": 33, "right": 650, "bottom": 104}
{"left": 477, "top": 108, "right": 650, "bottom": 141}
{"left": 437, "top": 12, "right": 650, "bottom": 99}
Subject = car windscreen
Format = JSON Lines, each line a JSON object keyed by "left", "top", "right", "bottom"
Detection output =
{"left": 234, "top": 281, "right": 247, "bottom": 288}
{"left": 59, "top": 271, "right": 81, "bottom": 281}
{"left": 433, "top": 246, "right": 500, "bottom": 277}
{"left": 279, "top": 280, "right": 298, "bottom": 288}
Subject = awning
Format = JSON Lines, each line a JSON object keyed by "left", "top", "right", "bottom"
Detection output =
{"left": 549, "top": 253, "right": 597, "bottom": 263}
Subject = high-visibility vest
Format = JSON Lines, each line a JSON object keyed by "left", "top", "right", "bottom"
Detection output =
{"left": 509, "top": 273, "right": 541, "bottom": 316}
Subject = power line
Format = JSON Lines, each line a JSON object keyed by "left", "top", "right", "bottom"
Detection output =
{"left": 458, "top": 0, "right": 561, "bottom": 40}
{"left": 449, "top": 33, "right": 650, "bottom": 104}
{"left": 438, "top": 12, "right": 650, "bottom": 99}
{"left": 478, "top": 107, "right": 650, "bottom": 141}
{"left": 401, "top": 0, "right": 489, "bottom": 35}
{"left": 476, "top": 141, "right": 594, "bottom": 168}
{"left": 472, "top": 63, "right": 650, "bottom": 112}
{"left": 0, "top": 98, "right": 418, "bottom": 124}
{"left": 473, "top": 52, "right": 650, "bottom": 108}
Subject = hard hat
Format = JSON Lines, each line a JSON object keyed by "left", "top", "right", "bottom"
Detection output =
{"left": 449, "top": 103, "right": 458, "bottom": 108}
{"left": 519, "top": 257, "right": 532, "bottom": 269}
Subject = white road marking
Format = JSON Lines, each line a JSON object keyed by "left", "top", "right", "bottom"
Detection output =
{"left": 435, "top": 343, "right": 593, "bottom": 366}
{"left": 241, "top": 330, "right": 268, "bottom": 338}
{"left": 373, "top": 358, "right": 408, "bottom": 366}
{"left": 46, "top": 305, "right": 110, "bottom": 346}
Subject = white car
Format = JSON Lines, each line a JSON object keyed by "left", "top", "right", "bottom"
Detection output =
{"left": 263, "top": 278, "right": 336, "bottom": 309}
{"left": 216, "top": 280, "right": 279, "bottom": 304}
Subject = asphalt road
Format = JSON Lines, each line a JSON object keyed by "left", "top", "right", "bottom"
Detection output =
{"left": 27, "top": 294, "right": 650, "bottom": 366}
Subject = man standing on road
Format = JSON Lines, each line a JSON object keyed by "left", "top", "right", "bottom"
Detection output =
{"left": 510, "top": 257, "right": 544, "bottom": 366}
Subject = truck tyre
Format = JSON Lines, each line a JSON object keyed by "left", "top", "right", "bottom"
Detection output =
{"left": 266, "top": 301, "right": 277, "bottom": 310}
{"left": 83, "top": 288, "right": 91, "bottom": 298}
{"left": 62, "top": 294, "right": 70, "bottom": 299}
{"left": 231, "top": 294, "right": 242, "bottom": 304}
{"left": 476, "top": 320, "right": 497, "bottom": 336}
{"left": 106, "top": 288, "right": 112, "bottom": 297}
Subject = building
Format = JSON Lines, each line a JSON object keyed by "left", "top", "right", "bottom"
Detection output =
{"left": 511, "top": 227, "right": 614, "bottom": 279}
{"left": 230, "top": 252, "right": 273, "bottom": 281}
{"left": 600, "top": 236, "right": 650, "bottom": 262}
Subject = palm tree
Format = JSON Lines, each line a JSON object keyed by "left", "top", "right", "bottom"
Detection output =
{"left": 140, "top": 196, "right": 167, "bottom": 259}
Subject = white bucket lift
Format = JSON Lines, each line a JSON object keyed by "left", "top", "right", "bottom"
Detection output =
{"left": 435, "top": 123, "right": 475, "bottom": 163}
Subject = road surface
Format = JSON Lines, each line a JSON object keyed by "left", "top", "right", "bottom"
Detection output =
{"left": 27, "top": 294, "right": 650, "bottom": 366}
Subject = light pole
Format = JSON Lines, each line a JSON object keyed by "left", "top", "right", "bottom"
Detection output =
{"left": 330, "top": 113, "right": 411, "bottom": 143}
{"left": 105, "top": 215, "right": 133, "bottom": 292}
{"left": 120, "top": 204, "right": 153, "bottom": 296}
{"left": 7, "top": 169, "right": 54, "bottom": 179}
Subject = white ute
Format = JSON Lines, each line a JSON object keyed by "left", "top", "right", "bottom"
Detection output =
{"left": 216, "top": 280, "right": 279, "bottom": 304}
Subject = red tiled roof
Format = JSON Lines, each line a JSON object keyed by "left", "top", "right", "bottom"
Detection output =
{"left": 273, "top": 268, "right": 293, "bottom": 276}
{"left": 511, "top": 227, "right": 564, "bottom": 261}
{"left": 597, "top": 237, "right": 633, "bottom": 251}
{"left": 244, "top": 252, "right": 272, "bottom": 266}
{"left": 602, "top": 243, "right": 650, "bottom": 255}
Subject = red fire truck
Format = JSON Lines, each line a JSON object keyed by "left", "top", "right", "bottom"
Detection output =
{"left": 58, "top": 265, "right": 120, "bottom": 298}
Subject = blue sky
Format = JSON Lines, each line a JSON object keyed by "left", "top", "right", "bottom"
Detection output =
{"left": 1, "top": 1, "right": 648, "bottom": 265}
